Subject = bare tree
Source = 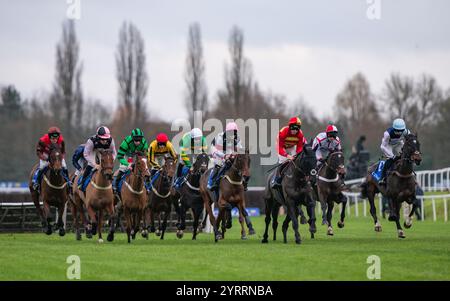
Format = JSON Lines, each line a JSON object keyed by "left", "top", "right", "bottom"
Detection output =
{"left": 218, "top": 26, "right": 253, "bottom": 116}
{"left": 50, "top": 20, "right": 83, "bottom": 138}
{"left": 382, "top": 73, "right": 415, "bottom": 122}
{"left": 116, "top": 21, "right": 149, "bottom": 127}
{"left": 184, "top": 23, "right": 208, "bottom": 124}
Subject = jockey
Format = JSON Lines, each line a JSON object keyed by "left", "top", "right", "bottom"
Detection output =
{"left": 72, "top": 144, "right": 87, "bottom": 177}
{"left": 207, "top": 122, "right": 249, "bottom": 191}
{"left": 32, "top": 126, "right": 70, "bottom": 191}
{"left": 78, "top": 126, "right": 117, "bottom": 190}
{"left": 271, "top": 116, "right": 307, "bottom": 187}
{"left": 174, "top": 128, "right": 208, "bottom": 189}
{"left": 113, "top": 128, "right": 149, "bottom": 194}
{"left": 147, "top": 132, "right": 177, "bottom": 176}
{"left": 379, "top": 118, "right": 410, "bottom": 185}
{"left": 312, "top": 124, "right": 342, "bottom": 171}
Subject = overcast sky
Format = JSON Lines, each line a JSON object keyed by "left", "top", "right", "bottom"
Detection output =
{"left": 1, "top": 0, "right": 449, "bottom": 122}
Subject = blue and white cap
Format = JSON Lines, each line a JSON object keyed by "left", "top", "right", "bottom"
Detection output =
{"left": 393, "top": 118, "right": 406, "bottom": 131}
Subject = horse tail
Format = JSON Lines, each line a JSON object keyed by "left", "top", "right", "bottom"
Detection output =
{"left": 360, "top": 181, "right": 368, "bottom": 199}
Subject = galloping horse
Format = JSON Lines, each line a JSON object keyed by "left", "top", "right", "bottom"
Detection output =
{"left": 147, "top": 155, "right": 176, "bottom": 239}
{"left": 199, "top": 149, "right": 254, "bottom": 242}
{"left": 29, "top": 144, "right": 69, "bottom": 236}
{"left": 173, "top": 152, "right": 209, "bottom": 240}
{"left": 72, "top": 149, "right": 116, "bottom": 243}
{"left": 314, "top": 150, "right": 347, "bottom": 236}
{"left": 118, "top": 153, "right": 150, "bottom": 243}
{"left": 262, "top": 143, "right": 317, "bottom": 244}
{"left": 362, "top": 133, "right": 421, "bottom": 238}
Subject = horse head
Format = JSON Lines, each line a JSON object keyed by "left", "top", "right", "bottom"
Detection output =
{"left": 294, "top": 143, "right": 317, "bottom": 178}
{"left": 403, "top": 133, "right": 422, "bottom": 165}
{"left": 230, "top": 148, "right": 250, "bottom": 178}
{"left": 98, "top": 149, "right": 114, "bottom": 180}
{"left": 133, "top": 152, "right": 150, "bottom": 178}
{"left": 193, "top": 152, "right": 209, "bottom": 174}
{"left": 162, "top": 155, "right": 176, "bottom": 182}
{"left": 48, "top": 143, "right": 63, "bottom": 173}
{"left": 327, "top": 150, "right": 346, "bottom": 177}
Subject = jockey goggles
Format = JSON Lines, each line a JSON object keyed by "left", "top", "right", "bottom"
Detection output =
{"left": 157, "top": 142, "right": 166, "bottom": 147}
{"left": 394, "top": 129, "right": 405, "bottom": 135}
{"left": 133, "top": 136, "right": 143, "bottom": 142}
{"left": 289, "top": 124, "right": 301, "bottom": 131}
{"left": 49, "top": 133, "right": 60, "bottom": 139}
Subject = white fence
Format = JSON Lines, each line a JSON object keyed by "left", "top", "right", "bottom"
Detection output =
{"left": 345, "top": 167, "right": 450, "bottom": 192}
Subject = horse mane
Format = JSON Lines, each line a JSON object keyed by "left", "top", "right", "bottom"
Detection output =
{"left": 49, "top": 143, "right": 61, "bottom": 153}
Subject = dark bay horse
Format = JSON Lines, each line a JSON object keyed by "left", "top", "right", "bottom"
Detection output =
{"left": 199, "top": 149, "right": 254, "bottom": 242}
{"left": 72, "top": 149, "right": 116, "bottom": 243}
{"left": 29, "top": 144, "right": 69, "bottom": 236}
{"left": 314, "top": 151, "right": 347, "bottom": 236}
{"left": 119, "top": 153, "right": 150, "bottom": 243}
{"left": 147, "top": 155, "right": 176, "bottom": 240}
{"left": 362, "top": 133, "right": 422, "bottom": 238}
{"left": 262, "top": 143, "right": 317, "bottom": 244}
{"left": 173, "top": 152, "right": 209, "bottom": 240}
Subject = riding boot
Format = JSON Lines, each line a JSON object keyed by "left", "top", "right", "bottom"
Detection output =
{"left": 379, "top": 158, "right": 393, "bottom": 186}
{"left": 113, "top": 170, "right": 125, "bottom": 194}
{"left": 32, "top": 167, "right": 43, "bottom": 191}
{"left": 243, "top": 175, "right": 250, "bottom": 191}
{"left": 207, "top": 165, "right": 220, "bottom": 190}
{"left": 79, "top": 165, "right": 93, "bottom": 192}
{"left": 62, "top": 167, "right": 72, "bottom": 194}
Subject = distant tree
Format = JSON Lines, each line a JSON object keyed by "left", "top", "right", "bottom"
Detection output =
{"left": 50, "top": 20, "right": 83, "bottom": 138}
{"left": 184, "top": 23, "right": 208, "bottom": 124}
{"left": 116, "top": 21, "right": 149, "bottom": 128}
{"left": 0, "top": 85, "right": 23, "bottom": 119}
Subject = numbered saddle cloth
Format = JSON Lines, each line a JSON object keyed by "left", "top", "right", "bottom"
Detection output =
{"left": 371, "top": 160, "right": 386, "bottom": 182}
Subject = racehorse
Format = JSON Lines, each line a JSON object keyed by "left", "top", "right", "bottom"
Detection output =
{"left": 362, "top": 133, "right": 422, "bottom": 238}
{"left": 147, "top": 155, "right": 176, "bottom": 240}
{"left": 72, "top": 149, "right": 116, "bottom": 243}
{"left": 173, "top": 152, "right": 209, "bottom": 240}
{"left": 313, "top": 150, "right": 347, "bottom": 236}
{"left": 118, "top": 153, "right": 150, "bottom": 243}
{"left": 262, "top": 143, "right": 317, "bottom": 244}
{"left": 29, "top": 144, "right": 69, "bottom": 236}
{"left": 199, "top": 148, "right": 254, "bottom": 242}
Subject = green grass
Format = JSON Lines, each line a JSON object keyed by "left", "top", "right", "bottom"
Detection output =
{"left": 0, "top": 216, "right": 449, "bottom": 281}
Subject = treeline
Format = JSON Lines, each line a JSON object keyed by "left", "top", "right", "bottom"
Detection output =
{"left": 1, "top": 20, "right": 449, "bottom": 184}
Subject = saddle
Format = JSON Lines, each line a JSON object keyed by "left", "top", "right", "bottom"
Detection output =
{"left": 78, "top": 169, "right": 96, "bottom": 192}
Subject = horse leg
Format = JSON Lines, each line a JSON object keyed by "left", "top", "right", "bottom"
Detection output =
{"left": 241, "top": 205, "right": 255, "bottom": 235}
{"left": 368, "top": 187, "right": 382, "bottom": 232}
{"left": 237, "top": 203, "right": 247, "bottom": 240}
{"left": 337, "top": 197, "right": 347, "bottom": 228}
{"left": 32, "top": 191, "right": 46, "bottom": 230}
{"left": 286, "top": 200, "right": 301, "bottom": 244}
{"left": 176, "top": 206, "right": 186, "bottom": 239}
{"left": 86, "top": 204, "right": 98, "bottom": 236}
{"left": 394, "top": 201, "right": 405, "bottom": 238}
{"left": 404, "top": 203, "right": 416, "bottom": 229}
{"left": 321, "top": 200, "right": 328, "bottom": 225}
{"left": 57, "top": 204, "right": 66, "bottom": 237}
{"left": 70, "top": 201, "right": 81, "bottom": 240}
{"left": 192, "top": 206, "right": 201, "bottom": 240}
{"left": 326, "top": 201, "right": 334, "bottom": 236}
{"left": 160, "top": 211, "right": 168, "bottom": 240}
{"left": 97, "top": 210, "right": 104, "bottom": 243}
{"left": 305, "top": 197, "right": 317, "bottom": 238}
{"left": 261, "top": 199, "right": 272, "bottom": 244}
{"left": 43, "top": 202, "right": 52, "bottom": 235}
{"left": 124, "top": 207, "right": 131, "bottom": 243}
{"left": 298, "top": 205, "right": 307, "bottom": 225}
{"left": 214, "top": 207, "right": 224, "bottom": 242}
{"left": 281, "top": 213, "right": 291, "bottom": 244}
{"left": 106, "top": 202, "right": 116, "bottom": 242}
{"left": 272, "top": 205, "right": 279, "bottom": 241}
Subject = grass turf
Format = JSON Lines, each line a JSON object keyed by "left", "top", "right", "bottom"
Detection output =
{"left": 0, "top": 216, "right": 449, "bottom": 281}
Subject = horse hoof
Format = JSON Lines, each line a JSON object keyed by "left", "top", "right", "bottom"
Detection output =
{"left": 310, "top": 233, "right": 315, "bottom": 239}
{"left": 215, "top": 234, "right": 222, "bottom": 241}
{"left": 155, "top": 230, "right": 161, "bottom": 237}
{"left": 91, "top": 223, "right": 98, "bottom": 235}
{"left": 141, "top": 230, "right": 148, "bottom": 239}
{"left": 59, "top": 228, "right": 66, "bottom": 237}
{"left": 107, "top": 233, "right": 114, "bottom": 242}
{"left": 45, "top": 228, "right": 53, "bottom": 235}
{"left": 98, "top": 238, "right": 104, "bottom": 243}
{"left": 309, "top": 225, "right": 317, "bottom": 234}
{"left": 388, "top": 215, "right": 397, "bottom": 222}
{"left": 327, "top": 227, "right": 334, "bottom": 236}
{"left": 398, "top": 230, "right": 406, "bottom": 239}
{"left": 241, "top": 235, "right": 248, "bottom": 240}
{"left": 176, "top": 230, "right": 184, "bottom": 239}
{"left": 404, "top": 222, "right": 412, "bottom": 229}
{"left": 337, "top": 221, "right": 344, "bottom": 228}
{"left": 374, "top": 225, "right": 382, "bottom": 232}
{"left": 322, "top": 220, "right": 328, "bottom": 226}
{"left": 300, "top": 216, "right": 307, "bottom": 225}
{"left": 261, "top": 239, "right": 268, "bottom": 244}
{"left": 249, "top": 228, "right": 256, "bottom": 235}
{"left": 295, "top": 239, "right": 302, "bottom": 245}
